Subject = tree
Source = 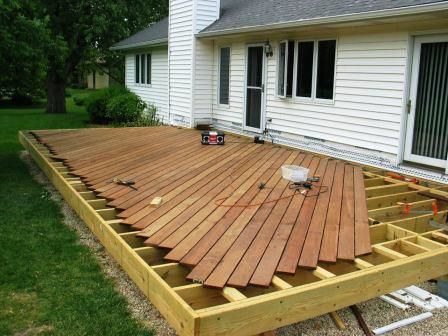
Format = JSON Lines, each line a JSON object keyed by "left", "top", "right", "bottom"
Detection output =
{"left": 41, "top": 0, "right": 168, "bottom": 113}
{"left": 0, "top": 0, "right": 49, "bottom": 104}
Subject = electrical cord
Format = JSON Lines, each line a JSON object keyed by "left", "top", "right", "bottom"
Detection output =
{"left": 214, "top": 181, "right": 328, "bottom": 208}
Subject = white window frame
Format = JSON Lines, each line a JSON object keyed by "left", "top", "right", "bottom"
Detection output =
{"left": 293, "top": 38, "right": 337, "bottom": 104}
{"left": 135, "top": 53, "right": 152, "bottom": 86}
{"left": 277, "top": 40, "right": 288, "bottom": 98}
{"left": 217, "top": 46, "right": 231, "bottom": 107}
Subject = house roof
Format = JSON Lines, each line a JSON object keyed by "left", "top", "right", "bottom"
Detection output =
{"left": 110, "top": 17, "right": 168, "bottom": 50}
{"left": 111, "top": 0, "right": 448, "bottom": 49}
{"left": 198, "top": 0, "right": 448, "bottom": 36}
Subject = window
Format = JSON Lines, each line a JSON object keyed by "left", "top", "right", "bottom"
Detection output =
{"left": 316, "top": 40, "right": 336, "bottom": 99}
{"left": 277, "top": 41, "right": 295, "bottom": 98}
{"left": 135, "top": 53, "right": 152, "bottom": 84}
{"left": 135, "top": 54, "right": 140, "bottom": 83}
{"left": 219, "top": 47, "right": 230, "bottom": 105}
{"left": 277, "top": 39, "right": 336, "bottom": 101}
{"left": 295, "top": 39, "right": 336, "bottom": 100}
{"left": 296, "top": 41, "right": 314, "bottom": 98}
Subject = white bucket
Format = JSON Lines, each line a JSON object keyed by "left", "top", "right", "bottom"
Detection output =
{"left": 281, "top": 165, "right": 309, "bottom": 183}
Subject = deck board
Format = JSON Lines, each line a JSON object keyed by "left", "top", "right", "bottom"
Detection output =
{"left": 32, "top": 127, "right": 371, "bottom": 288}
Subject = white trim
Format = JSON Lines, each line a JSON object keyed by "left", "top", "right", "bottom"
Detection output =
{"left": 134, "top": 53, "right": 152, "bottom": 85}
{"left": 217, "top": 45, "right": 231, "bottom": 107}
{"left": 398, "top": 33, "right": 414, "bottom": 165}
{"left": 110, "top": 38, "right": 168, "bottom": 51}
{"left": 196, "top": 2, "right": 448, "bottom": 38}
{"left": 243, "top": 43, "right": 266, "bottom": 133}
{"left": 404, "top": 34, "right": 448, "bottom": 169}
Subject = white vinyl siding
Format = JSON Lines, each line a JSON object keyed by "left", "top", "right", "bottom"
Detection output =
{"left": 125, "top": 46, "right": 168, "bottom": 123}
{"left": 169, "top": 0, "right": 219, "bottom": 126}
{"left": 212, "top": 32, "right": 409, "bottom": 156}
{"left": 169, "top": 0, "right": 195, "bottom": 126}
{"left": 212, "top": 42, "right": 246, "bottom": 125}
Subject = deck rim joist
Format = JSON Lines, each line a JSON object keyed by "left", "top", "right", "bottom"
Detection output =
{"left": 19, "top": 128, "right": 448, "bottom": 336}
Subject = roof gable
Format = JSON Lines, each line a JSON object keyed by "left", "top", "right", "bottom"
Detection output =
{"left": 111, "top": 17, "right": 168, "bottom": 50}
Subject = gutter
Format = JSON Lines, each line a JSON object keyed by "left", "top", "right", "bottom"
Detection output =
{"left": 196, "top": 2, "right": 448, "bottom": 38}
{"left": 110, "top": 38, "right": 168, "bottom": 51}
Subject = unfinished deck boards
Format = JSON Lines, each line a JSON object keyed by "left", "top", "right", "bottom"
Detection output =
{"left": 32, "top": 127, "right": 371, "bottom": 288}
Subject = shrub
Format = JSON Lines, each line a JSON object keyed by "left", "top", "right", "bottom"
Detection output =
{"left": 118, "top": 104, "right": 162, "bottom": 127}
{"left": 85, "top": 85, "right": 127, "bottom": 124}
{"left": 85, "top": 89, "right": 110, "bottom": 124}
{"left": 106, "top": 91, "right": 147, "bottom": 124}
{"left": 73, "top": 95, "right": 85, "bottom": 106}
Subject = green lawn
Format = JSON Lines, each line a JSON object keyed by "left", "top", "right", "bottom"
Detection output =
{"left": 0, "top": 91, "right": 154, "bottom": 336}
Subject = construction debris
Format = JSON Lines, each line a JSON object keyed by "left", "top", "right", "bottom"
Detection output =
{"left": 329, "top": 311, "right": 346, "bottom": 330}
{"left": 150, "top": 197, "right": 163, "bottom": 207}
{"left": 372, "top": 312, "right": 433, "bottom": 335}
{"left": 350, "top": 305, "right": 373, "bottom": 336}
{"left": 379, "top": 295, "right": 410, "bottom": 310}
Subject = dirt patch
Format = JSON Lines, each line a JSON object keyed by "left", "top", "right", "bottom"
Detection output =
{"left": 14, "top": 325, "right": 54, "bottom": 336}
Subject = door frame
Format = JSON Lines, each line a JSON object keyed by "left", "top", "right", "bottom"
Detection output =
{"left": 404, "top": 34, "right": 448, "bottom": 170}
{"left": 243, "top": 43, "right": 266, "bottom": 133}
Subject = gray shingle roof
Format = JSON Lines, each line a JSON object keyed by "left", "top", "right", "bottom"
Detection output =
{"left": 111, "top": 17, "right": 168, "bottom": 50}
{"left": 199, "top": 0, "right": 448, "bottom": 36}
{"left": 112, "top": 0, "right": 448, "bottom": 48}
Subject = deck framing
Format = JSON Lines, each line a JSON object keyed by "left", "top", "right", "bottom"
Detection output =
{"left": 20, "top": 130, "right": 448, "bottom": 336}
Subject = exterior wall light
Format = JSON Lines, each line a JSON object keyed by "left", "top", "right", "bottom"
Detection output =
{"left": 265, "top": 42, "right": 273, "bottom": 57}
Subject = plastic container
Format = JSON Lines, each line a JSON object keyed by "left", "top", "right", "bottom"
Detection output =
{"left": 281, "top": 165, "right": 309, "bottom": 183}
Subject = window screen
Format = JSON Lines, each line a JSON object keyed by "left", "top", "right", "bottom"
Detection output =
{"left": 219, "top": 47, "right": 230, "bottom": 105}
{"left": 277, "top": 41, "right": 287, "bottom": 97}
{"left": 316, "top": 40, "right": 336, "bottom": 99}
{"left": 296, "top": 41, "right": 314, "bottom": 98}
{"left": 135, "top": 54, "right": 140, "bottom": 83}
{"left": 141, "top": 54, "right": 146, "bottom": 84}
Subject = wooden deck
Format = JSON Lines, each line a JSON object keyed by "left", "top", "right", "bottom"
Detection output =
{"left": 20, "top": 127, "right": 448, "bottom": 336}
{"left": 32, "top": 127, "right": 371, "bottom": 288}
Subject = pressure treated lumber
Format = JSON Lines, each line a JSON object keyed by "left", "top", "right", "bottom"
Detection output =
{"left": 31, "top": 127, "right": 372, "bottom": 289}
{"left": 20, "top": 128, "right": 448, "bottom": 336}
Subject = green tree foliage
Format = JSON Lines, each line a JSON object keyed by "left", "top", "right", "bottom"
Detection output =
{"left": 0, "top": 0, "right": 168, "bottom": 112}
{"left": 0, "top": 0, "right": 50, "bottom": 103}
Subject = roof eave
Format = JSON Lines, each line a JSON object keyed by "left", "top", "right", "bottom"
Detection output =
{"left": 196, "top": 2, "right": 448, "bottom": 38}
{"left": 110, "top": 38, "right": 168, "bottom": 51}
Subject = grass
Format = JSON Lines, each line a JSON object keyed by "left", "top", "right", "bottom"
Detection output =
{"left": 0, "top": 91, "right": 154, "bottom": 336}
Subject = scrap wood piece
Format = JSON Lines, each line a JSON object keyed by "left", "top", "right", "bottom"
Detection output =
{"left": 350, "top": 305, "right": 373, "bottom": 336}
{"left": 150, "top": 197, "right": 163, "bottom": 207}
{"left": 329, "top": 311, "right": 346, "bottom": 330}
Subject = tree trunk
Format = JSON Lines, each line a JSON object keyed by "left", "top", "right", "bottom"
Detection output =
{"left": 46, "top": 69, "right": 66, "bottom": 114}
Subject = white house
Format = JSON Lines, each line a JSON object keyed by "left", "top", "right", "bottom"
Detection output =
{"left": 111, "top": 0, "right": 448, "bottom": 182}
